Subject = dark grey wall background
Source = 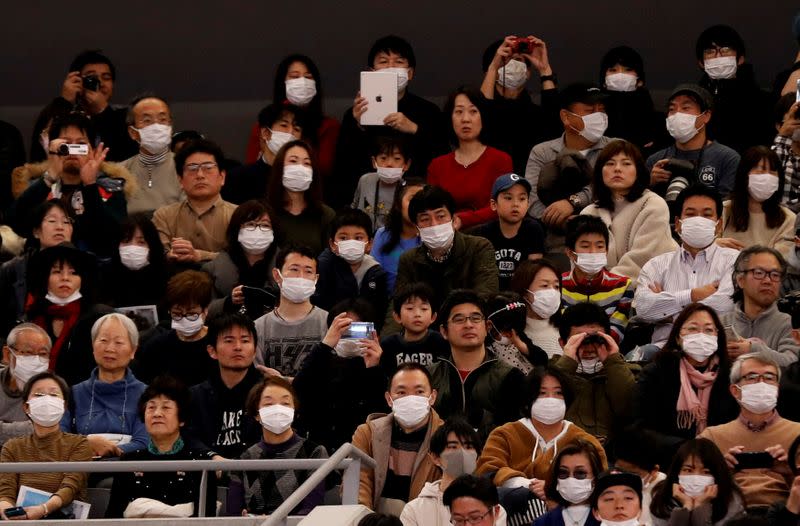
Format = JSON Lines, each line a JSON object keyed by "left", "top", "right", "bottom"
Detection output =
{"left": 1, "top": 0, "right": 797, "bottom": 160}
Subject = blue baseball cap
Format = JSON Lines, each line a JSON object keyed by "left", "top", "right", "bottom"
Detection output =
{"left": 491, "top": 173, "right": 531, "bottom": 200}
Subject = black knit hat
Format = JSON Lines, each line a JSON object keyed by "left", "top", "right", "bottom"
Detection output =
{"left": 590, "top": 470, "right": 643, "bottom": 509}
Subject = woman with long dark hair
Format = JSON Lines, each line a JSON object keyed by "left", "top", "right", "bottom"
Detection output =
{"left": 0, "top": 200, "right": 75, "bottom": 338}
{"left": 719, "top": 146, "right": 795, "bottom": 259}
{"left": 633, "top": 303, "right": 739, "bottom": 470}
{"left": 99, "top": 213, "right": 168, "bottom": 310}
{"left": 25, "top": 242, "right": 111, "bottom": 385}
{"left": 649, "top": 438, "right": 743, "bottom": 525}
{"left": 203, "top": 199, "right": 279, "bottom": 319}
{"left": 266, "top": 140, "right": 334, "bottom": 255}
{"left": 581, "top": 139, "right": 677, "bottom": 281}
{"left": 369, "top": 177, "right": 424, "bottom": 292}
{"left": 244, "top": 54, "right": 340, "bottom": 182}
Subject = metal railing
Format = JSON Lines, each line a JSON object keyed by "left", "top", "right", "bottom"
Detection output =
{"left": 0, "top": 442, "right": 375, "bottom": 525}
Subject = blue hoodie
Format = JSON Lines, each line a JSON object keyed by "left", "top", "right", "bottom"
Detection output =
{"left": 61, "top": 368, "right": 148, "bottom": 454}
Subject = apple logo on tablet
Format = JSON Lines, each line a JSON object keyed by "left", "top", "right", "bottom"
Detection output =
{"left": 376, "top": 95, "right": 383, "bottom": 102}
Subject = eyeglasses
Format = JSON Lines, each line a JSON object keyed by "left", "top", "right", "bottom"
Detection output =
{"left": 183, "top": 162, "right": 218, "bottom": 175}
{"left": 448, "top": 314, "right": 485, "bottom": 325}
{"left": 557, "top": 468, "right": 591, "bottom": 480}
{"left": 740, "top": 372, "right": 779, "bottom": 384}
{"left": 741, "top": 268, "right": 784, "bottom": 282}
{"left": 43, "top": 217, "right": 74, "bottom": 227}
{"left": 170, "top": 312, "right": 202, "bottom": 322}
{"left": 451, "top": 510, "right": 492, "bottom": 526}
{"left": 702, "top": 46, "right": 736, "bottom": 59}
{"left": 242, "top": 222, "right": 272, "bottom": 232}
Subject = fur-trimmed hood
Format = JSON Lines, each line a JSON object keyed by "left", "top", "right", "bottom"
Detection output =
{"left": 13, "top": 160, "right": 139, "bottom": 199}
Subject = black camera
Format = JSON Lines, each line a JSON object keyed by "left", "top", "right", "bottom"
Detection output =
{"left": 83, "top": 75, "right": 100, "bottom": 92}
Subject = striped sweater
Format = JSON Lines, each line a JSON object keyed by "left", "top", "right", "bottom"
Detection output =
{"left": 560, "top": 268, "right": 633, "bottom": 342}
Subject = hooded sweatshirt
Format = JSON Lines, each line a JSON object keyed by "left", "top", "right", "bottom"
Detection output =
{"left": 400, "top": 479, "right": 509, "bottom": 526}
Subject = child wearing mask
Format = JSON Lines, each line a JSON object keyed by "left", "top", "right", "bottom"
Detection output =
{"left": 400, "top": 418, "right": 509, "bottom": 526}
{"left": 470, "top": 173, "right": 544, "bottom": 290}
{"left": 352, "top": 137, "right": 412, "bottom": 230}
{"left": 312, "top": 208, "right": 388, "bottom": 330}
{"left": 560, "top": 216, "right": 632, "bottom": 343}
{"left": 380, "top": 283, "right": 449, "bottom": 375}
{"left": 254, "top": 244, "right": 328, "bottom": 379}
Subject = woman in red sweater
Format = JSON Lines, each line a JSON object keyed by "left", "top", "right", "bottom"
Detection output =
{"left": 245, "top": 54, "right": 340, "bottom": 183}
{"left": 427, "top": 86, "right": 513, "bottom": 229}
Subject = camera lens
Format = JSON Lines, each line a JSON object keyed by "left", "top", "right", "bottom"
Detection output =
{"left": 57, "top": 143, "right": 69, "bottom": 156}
{"left": 665, "top": 176, "right": 689, "bottom": 202}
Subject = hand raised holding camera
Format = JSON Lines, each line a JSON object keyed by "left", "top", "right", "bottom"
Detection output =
{"left": 520, "top": 36, "right": 552, "bottom": 76}
{"left": 322, "top": 312, "right": 353, "bottom": 349}
{"left": 359, "top": 331, "right": 383, "bottom": 368}
{"left": 61, "top": 71, "right": 83, "bottom": 103}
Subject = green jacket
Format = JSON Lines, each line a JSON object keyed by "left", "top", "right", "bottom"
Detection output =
{"left": 383, "top": 231, "right": 499, "bottom": 334}
{"left": 550, "top": 352, "right": 639, "bottom": 445}
{"left": 429, "top": 351, "right": 525, "bottom": 442}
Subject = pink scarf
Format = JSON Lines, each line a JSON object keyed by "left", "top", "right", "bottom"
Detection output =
{"left": 676, "top": 356, "right": 718, "bottom": 433}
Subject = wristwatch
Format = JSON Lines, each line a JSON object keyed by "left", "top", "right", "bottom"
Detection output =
{"left": 568, "top": 194, "right": 582, "bottom": 210}
{"left": 540, "top": 73, "right": 557, "bottom": 84}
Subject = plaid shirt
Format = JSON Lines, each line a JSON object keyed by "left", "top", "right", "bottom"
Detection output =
{"left": 773, "top": 135, "right": 800, "bottom": 213}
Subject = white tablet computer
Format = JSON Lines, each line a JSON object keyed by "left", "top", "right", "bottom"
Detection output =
{"left": 360, "top": 71, "right": 398, "bottom": 126}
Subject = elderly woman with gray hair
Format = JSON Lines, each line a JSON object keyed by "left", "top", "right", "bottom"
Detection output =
{"left": 60, "top": 313, "right": 148, "bottom": 457}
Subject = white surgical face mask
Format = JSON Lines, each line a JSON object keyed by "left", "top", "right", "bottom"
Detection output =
{"left": 419, "top": 222, "right": 455, "bottom": 251}
{"left": 681, "top": 333, "right": 718, "bottom": 362}
{"left": 704, "top": 56, "right": 737, "bottom": 80}
{"left": 737, "top": 382, "right": 778, "bottom": 414}
{"left": 26, "top": 395, "right": 65, "bottom": 427}
{"left": 134, "top": 123, "right": 172, "bottom": 154}
{"left": 285, "top": 77, "right": 317, "bottom": 106}
{"left": 172, "top": 315, "right": 204, "bottom": 338}
{"left": 578, "top": 357, "right": 603, "bottom": 374}
{"left": 441, "top": 449, "right": 478, "bottom": 477}
{"left": 605, "top": 73, "right": 637, "bottom": 92}
{"left": 278, "top": 271, "right": 316, "bottom": 303}
{"left": 377, "top": 166, "right": 404, "bottom": 184}
{"left": 383, "top": 67, "right": 409, "bottom": 92}
{"left": 575, "top": 252, "right": 607, "bottom": 276}
{"left": 497, "top": 59, "right": 528, "bottom": 90}
{"left": 334, "top": 339, "right": 363, "bottom": 358}
{"left": 46, "top": 290, "right": 82, "bottom": 306}
{"left": 678, "top": 474, "right": 715, "bottom": 497}
{"left": 748, "top": 173, "right": 779, "bottom": 202}
{"left": 574, "top": 112, "right": 608, "bottom": 143}
{"left": 336, "top": 239, "right": 367, "bottom": 264}
{"left": 11, "top": 353, "right": 49, "bottom": 387}
{"left": 238, "top": 228, "right": 274, "bottom": 255}
{"left": 392, "top": 394, "right": 431, "bottom": 428}
{"left": 267, "top": 130, "right": 294, "bottom": 155}
{"left": 119, "top": 244, "right": 150, "bottom": 271}
{"left": 282, "top": 164, "right": 313, "bottom": 192}
{"left": 258, "top": 404, "right": 294, "bottom": 434}
{"left": 530, "top": 396, "right": 565, "bottom": 424}
{"left": 528, "top": 288, "right": 561, "bottom": 319}
{"left": 666, "top": 112, "right": 702, "bottom": 143}
{"left": 678, "top": 216, "right": 718, "bottom": 249}
{"left": 557, "top": 477, "right": 594, "bottom": 504}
